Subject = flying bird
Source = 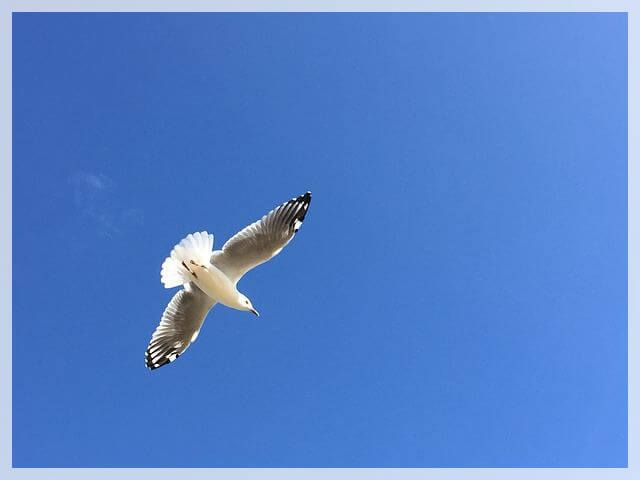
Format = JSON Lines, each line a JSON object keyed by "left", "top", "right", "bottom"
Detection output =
{"left": 145, "top": 191, "right": 312, "bottom": 370}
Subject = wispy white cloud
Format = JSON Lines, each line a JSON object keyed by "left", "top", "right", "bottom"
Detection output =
{"left": 72, "top": 172, "right": 112, "bottom": 191}
{"left": 69, "top": 172, "right": 143, "bottom": 237}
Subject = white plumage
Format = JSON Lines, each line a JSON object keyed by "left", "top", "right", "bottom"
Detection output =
{"left": 160, "top": 231, "right": 214, "bottom": 288}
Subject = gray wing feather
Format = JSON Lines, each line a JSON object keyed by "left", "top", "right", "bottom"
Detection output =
{"left": 145, "top": 283, "right": 216, "bottom": 370}
{"left": 210, "top": 192, "right": 311, "bottom": 284}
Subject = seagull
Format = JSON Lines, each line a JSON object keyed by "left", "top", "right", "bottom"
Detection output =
{"left": 145, "top": 191, "right": 312, "bottom": 370}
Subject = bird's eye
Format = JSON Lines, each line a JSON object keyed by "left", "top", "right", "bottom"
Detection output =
{"left": 245, "top": 300, "right": 249, "bottom": 304}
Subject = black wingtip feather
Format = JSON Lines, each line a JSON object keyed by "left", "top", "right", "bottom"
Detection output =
{"left": 287, "top": 191, "right": 311, "bottom": 232}
{"left": 145, "top": 347, "right": 175, "bottom": 371}
{"left": 298, "top": 191, "right": 311, "bottom": 220}
{"left": 145, "top": 349, "right": 160, "bottom": 370}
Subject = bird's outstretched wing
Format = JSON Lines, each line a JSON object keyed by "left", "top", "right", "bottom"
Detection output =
{"left": 145, "top": 283, "right": 216, "bottom": 370}
{"left": 211, "top": 192, "right": 311, "bottom": 284}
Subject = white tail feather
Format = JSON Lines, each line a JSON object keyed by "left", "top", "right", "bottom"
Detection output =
{"left": 160, "top": 231, "right": 214, "bottom": 288}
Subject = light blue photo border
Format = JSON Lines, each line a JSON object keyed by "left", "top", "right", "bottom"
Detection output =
{"left": 2, "top": 1, "right": 636, "bottom": 478}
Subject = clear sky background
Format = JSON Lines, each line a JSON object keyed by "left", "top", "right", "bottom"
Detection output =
{"left": 12, "top": 13, "right": 627, "bottom": 467}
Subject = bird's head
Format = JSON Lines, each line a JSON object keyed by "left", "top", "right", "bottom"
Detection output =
{"left": 238, "top": 293, "right": 259, "bottom": 316}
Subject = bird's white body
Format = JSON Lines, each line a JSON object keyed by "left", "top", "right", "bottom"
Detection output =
{"left": 159, "top": 231, "right": 254, "bottom": 312}
{"left": 187, "top": 262, "right": 239, "bottom": 309}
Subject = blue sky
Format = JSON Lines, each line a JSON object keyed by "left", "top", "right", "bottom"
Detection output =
{"left": 12, "top": 13, "right": 627, "bottom": 467}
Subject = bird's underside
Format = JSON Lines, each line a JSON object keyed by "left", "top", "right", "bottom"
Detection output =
{"left": 145, "top": 191, "right": 311, "bottom": 370}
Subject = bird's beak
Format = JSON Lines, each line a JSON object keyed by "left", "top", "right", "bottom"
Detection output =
{"left": 250, "top": 308, "right": 260, "bottom": 317}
